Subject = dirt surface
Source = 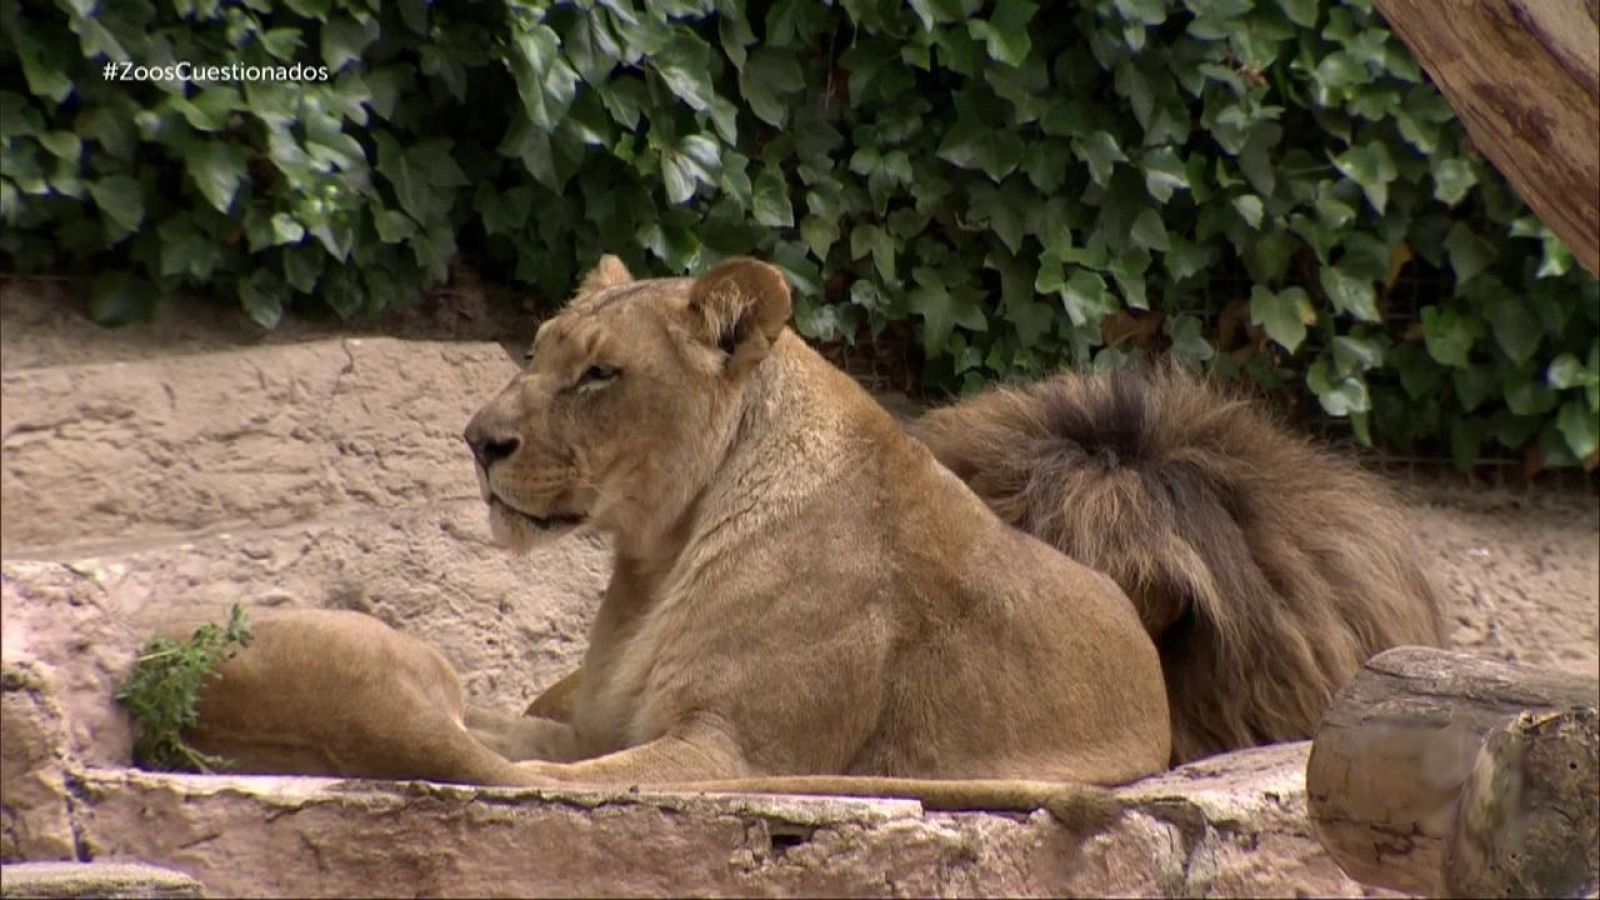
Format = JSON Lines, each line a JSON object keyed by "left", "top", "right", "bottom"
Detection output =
{"left": 3, "top": 276, "right": 1596, "bottom": 680}
{"left": 1403, "top": 479, "right": 1598, "bottom": 677}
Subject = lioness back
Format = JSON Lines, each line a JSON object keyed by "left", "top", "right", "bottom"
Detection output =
{"left": 701, "top": 337, "right": 1171, "bottom": 783}
{"left": 465, "top": 256, "right": 1171, "bottom": 785}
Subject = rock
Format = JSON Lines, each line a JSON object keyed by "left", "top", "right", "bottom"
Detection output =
{"left": 1, "top": 338, "right": 518, "bottom": 554}
{"left": 3, "top": 508, "right": 607, "bottom": 712}
{"left": 0, "top": 664, "right": 78, "bottom": 862}
{"left": 0, "top": 861, "right": 204, "bottom": 898}
{"left": 62, "top": 743, "right": 1372, "bottom": 898}
{"left": 1, "top": 565, "right": 138, "bottom": 769}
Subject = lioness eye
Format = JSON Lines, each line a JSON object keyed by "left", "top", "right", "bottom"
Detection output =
{"left": 577, "top": 364, "right": 617, "bottom": 387}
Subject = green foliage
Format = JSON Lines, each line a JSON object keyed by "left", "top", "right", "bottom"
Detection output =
{"left": 3, "top": 0, "right": 1597, "bottom": 468}
{"left": 114, "top": 605, "right": 253, "bottom": 773}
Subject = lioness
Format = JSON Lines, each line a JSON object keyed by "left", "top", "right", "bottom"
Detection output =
{"left": 461, "top": 255, "right": 1171, "bottom": 791}
{"left": 155, "top": 255, "right": 1168, "bottom": 814}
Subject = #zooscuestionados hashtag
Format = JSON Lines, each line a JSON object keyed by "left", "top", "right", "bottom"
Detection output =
{"left": 102, "top": 60, "right": 332, "bottom": 83}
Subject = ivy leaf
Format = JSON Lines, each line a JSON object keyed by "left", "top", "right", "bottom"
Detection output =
{"left": 89, "top": 272, "right": 158, "bottom": 327}
{"left": 1231, "top": 194, "right": 1264, "bottom": 229}
{"left": 652, "top": 31, "right": 719, "bottom": 114}
{"left": 1421, "top": 306, "right": 1478, "bottom": 368}
{"left": 261, "top": 27, "right": 305, "bottom": 62}
{"left": 278, "top": 243, "right": 320, "bottom": 293}
{"left": 13, "top": 31, "right": 73, "bottom": 104}
{"left": 1331, "top": 335, "right": 1385, "bottom": 374}
{"left": 270, "top": 212, "right": 305, "bottom": 246}
{"left": 986, "top": 249, "right": 1053, "bottom": 346}
{"left": 568, "top": 14, "right": 621, "bottom": 84}
{"left": 1432, "top": 157, "right": 1476, "bottom": 206}
{"left": 1140, "top": 147, "right": 1189, "bottom": 204}
{"left": 1536, "top": 237, "right": 1574, "bottom": 278}
{"left": 1504, "top": 371, "right": 1558, "bottom": 416}
{"left": 87, "top": 175, "right": 145, "bottom": 231}
{"left": 739, "top": 48, "right": 803, "bottom": 127}
{"left": 1109, "top": 249, "right": 1151, "bottom": 310}
{"left": 1548, "top": 353, "right": 1600, "bottom": 390}
{"left": 410, "top": 140, "right": 469, "bottom": 188}
{"left": 1166, "top": 314, "right": 1215, "bottom": 362}
{"left": 938, "top": 116, "right": 1024, "bottom": 181}
{"left": 373, "top": 208, "right": 417, "bottom": 243}
{"left": 1307, "top": 356, "right": 1371, "bottom": 415}
{"left": 1444, "top": 222, "right": 1496, "bottom": 285}
{"left": 1480, "top": 296, "right": 1542, "bottom": 364}
{"left": 1320, "top": 264, "right": 1380, "bottom": 322}
{"left": 971, "top": 0, "right": 1036, "bottom": 67}
{"left": 238, "top": 269, "right": 287, "bottom": 329}
{"left": 661, "top": 134, "right": 720, "bottom": 204}
{"left": 1129, "top": 208, "right": 1169, "bottom": 252}
{"left": 510, "top": 23, "right": 580, "bottom": 130}
{"left": 908, "top": 266, "right": 955, "bottom": 354}
{"left": 1453, "top": 365, "right": 1497, "bottom": 412}
{"left": 1115, "top": 0, "right": 1168, "bottom": 25}
{"left": 1281, "top": 0, "right": 1318, "bottom": 27}
{"left": 800, "top": 215, "right": 839, "bottom": 260}
{"left": 967, "top": 181, "right": 1029, "bottom": 254}
{"left": 751, "top": 167, "right": 793, "bottom": 227}
{"left": 321, "top": 14, "right": 378, "bottom": 72}
{"left": 1330, "top": 141, "right": 1397, "bottom": 213}
{"left": 1059, "top": 269, "right": 1115, "bottom": 328}
{"left": 1250, "top": 285, "right": 1314, "bottom": 353}
{"left": 1164, "top": 235, "right": 1214, "bottom": 282}
{"left": 1556, "top": 399, "right": 1600, "bottom": 460}
{"left": 156, "top": 212, "right": 220, "bottom": 277}
{"left": 1072, "top": 131, "right": 1125, "bottom": 187}
{"left": 411, "top": 222, "right": 456, "bottom": 280}
{"left": 376, "top": 133, "right": 435, "bottom": 221}
{"left": 37, "top": 130, "right": 81, "bottom": 162}
{"left": 475, "top": 184, "right": 533, "bottom": 236}
{"left": 1238, "top": 122, "right": 1281, "bottom": 197}
{"left": 850, "top": 223, "right": 897, "bottom": 282}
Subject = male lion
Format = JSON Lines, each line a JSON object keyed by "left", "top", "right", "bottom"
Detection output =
{"left": 911, "top": 365, "right": 1445, "bottom": 763}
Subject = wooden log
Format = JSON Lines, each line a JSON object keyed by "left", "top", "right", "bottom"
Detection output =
{"left": 1447, "top": 707, "right": 1599, "bottom": 898}
{"left": 1372, "top": 0, "right": 1600, "bottom": 276}
{"left": 1306, "top": 646, "right": 1599, "bottom": 896}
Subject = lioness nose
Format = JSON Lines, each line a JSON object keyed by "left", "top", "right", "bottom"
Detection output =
{"left": 464, "top": 424, "right": 520, "bottom": 469}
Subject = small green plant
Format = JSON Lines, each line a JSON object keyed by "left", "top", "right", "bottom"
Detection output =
{"left": 114, "top": 605, "right": 253, "bottom": 773}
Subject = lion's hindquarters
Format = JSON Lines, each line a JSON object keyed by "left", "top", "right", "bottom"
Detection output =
{"left": 915, "top": 367, "right": 1446, "bottom": 764}
{"left": 172, "top": 609, "right": 531, "bottom": 784}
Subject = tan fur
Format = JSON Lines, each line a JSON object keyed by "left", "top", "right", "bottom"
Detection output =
{"left": 460, "top": 255, "right": 1172, "bottom": 790}
{"left": 911, "top": 363, "right": 1445, "bottom": 763}
{"left": 140, "top": 607, "right": 529, "bottom": 784}
{"left": 159, "top": 256, "right": 1170, "bottom": 813}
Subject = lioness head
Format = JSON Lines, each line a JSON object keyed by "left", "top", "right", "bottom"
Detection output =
{"left": 464, "top": 255, "right": 792, "bottom": 554}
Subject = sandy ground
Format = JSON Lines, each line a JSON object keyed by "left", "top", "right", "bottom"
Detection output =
{"left": 3, "top": 276, "right": 1596, "bottom": 679}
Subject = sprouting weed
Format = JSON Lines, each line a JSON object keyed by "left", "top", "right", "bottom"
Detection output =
{"left": 114, "top": 605, "right": 253, "bottom": 773}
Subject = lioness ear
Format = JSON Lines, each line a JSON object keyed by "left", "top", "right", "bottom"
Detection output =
{"left": 687, "top": 258, "right": 793, "bottom": 377}
{"left": 577, "top": 254, "right": 633, "bottom": 295}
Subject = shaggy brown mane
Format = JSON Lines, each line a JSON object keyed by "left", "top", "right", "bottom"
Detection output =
{"left": 912, "top": 363, "right": 1444, "bottom": 763}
